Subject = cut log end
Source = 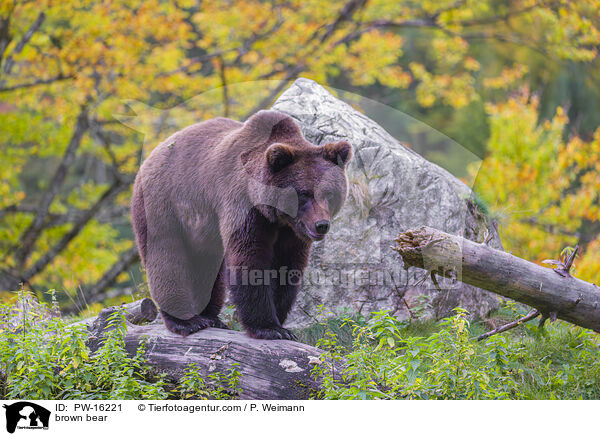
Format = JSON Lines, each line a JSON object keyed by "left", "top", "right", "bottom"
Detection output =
{"left": 394, "top": 227, "right": 429, "bottom": 269}
{"left": 124, "top": 298, "right": 158, "bottom": 324}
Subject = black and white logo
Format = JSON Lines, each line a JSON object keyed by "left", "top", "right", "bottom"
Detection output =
{"left": 3, "top": 402, "right": 50, "bottom": 434}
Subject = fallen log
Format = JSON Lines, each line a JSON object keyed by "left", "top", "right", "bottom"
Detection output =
{"left": 73, "top": 298, "right": 158, "bottom": 331}
{"left": 82, "top": 299, "right": 329, "bottom": 400}
{"left": 394, "top": 226, "right": 600, "bottom": 333}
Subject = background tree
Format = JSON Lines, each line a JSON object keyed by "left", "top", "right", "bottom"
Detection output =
{"left": 471, "top": 92, "right": 600, "bottom": 284}
{"left": 0, "top": 0, "right": 598, "bottom": 311}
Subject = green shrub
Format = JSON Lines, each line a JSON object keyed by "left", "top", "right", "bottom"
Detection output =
{"left": 312, "top": 308, "right": 600, "bottom": 400}
{"left": 178, "top": 363, "right": 242, "bottom": 399}
{"left": 0, "top": 291, "right": 241, "bottom": 400}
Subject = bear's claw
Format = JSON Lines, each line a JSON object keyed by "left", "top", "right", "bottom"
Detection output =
{"left": 161, "top": 310, "right": 229, "bottom": 336}
{"left": 247, "top": 326, "right": 297, "bottom": 341}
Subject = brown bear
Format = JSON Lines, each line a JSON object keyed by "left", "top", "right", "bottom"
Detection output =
{"left": 131, "top": 110, "right": 352, "bottom": 340}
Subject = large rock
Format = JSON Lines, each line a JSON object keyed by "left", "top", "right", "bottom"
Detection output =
{"left": 271, "top": 78, "right": 502, "bottom": 328}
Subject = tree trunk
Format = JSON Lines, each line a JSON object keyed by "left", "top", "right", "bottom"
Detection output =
{"left": 394, "top": 226, "right": 600, "bottom": 333}
{"left": 82, "top": 299, "right": 330, "bottom": 400}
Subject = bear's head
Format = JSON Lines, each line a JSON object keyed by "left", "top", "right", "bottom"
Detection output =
{"left": 241, "top": 110, "right": 353, "bottom": 242}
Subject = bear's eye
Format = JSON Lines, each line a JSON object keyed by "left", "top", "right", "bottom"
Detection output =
{"left": 297, "top": 190, "right": 313, "bottom": 205}
{"left": 317, "top": 191, "right": 334, "bottom": 203}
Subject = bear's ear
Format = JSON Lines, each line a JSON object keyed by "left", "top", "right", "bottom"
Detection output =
{"left": 266, "top": 143, "right": 295, "bottom": 172}
{"left": 245, "top": 110, "right": 302, "bottom": 141}
{"left": 323, "top": 141, "right": 353, "bottom": 167}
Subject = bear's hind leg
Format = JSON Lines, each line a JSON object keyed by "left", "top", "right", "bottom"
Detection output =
{"left": 145, "top": 215, "right": 220, "bottom": 336}
{"left": 161, "top": 260, "right": 230, "bottom": 336}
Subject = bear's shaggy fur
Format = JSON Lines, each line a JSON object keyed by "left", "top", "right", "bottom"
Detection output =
{"left": 131, "top": 110, "right": 352, "bottom": 339}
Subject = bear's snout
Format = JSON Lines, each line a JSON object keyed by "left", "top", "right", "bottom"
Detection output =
{"left": 315, "top": 220, "right": 330, "bottom": 235}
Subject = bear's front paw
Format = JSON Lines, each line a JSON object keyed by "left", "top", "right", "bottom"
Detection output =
{"left": 247, "top": 326, "right": 297, "bottom": 341}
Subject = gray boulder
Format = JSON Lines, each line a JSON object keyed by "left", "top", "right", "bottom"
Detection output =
{"left": 271, "top": 78, "right": 502, "bottom": 328}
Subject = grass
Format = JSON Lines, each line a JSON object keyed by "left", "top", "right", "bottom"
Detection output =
{"left": 302, "top": 304, "right": 600, "bottom": 399}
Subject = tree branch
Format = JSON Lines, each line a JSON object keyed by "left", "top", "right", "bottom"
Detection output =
{"left": 243, "top": 64, "right": 305, "bottom": 118}
{"left": 217, "top": 56, "right": 230, "bottom": 118}
{"left": 0, "top": 204, "right": 20, "bottom": 220}
{"left": 231, "top": 18, "right": 285, "bottom": 66}
{"left": 446, "top": 2, "right": 545, "bottom": 27}
{"left": 243, "top": 0, "right": 372, "bottom": 116}
{"left": 459, "top": 31, "right": 550, "bottom": 57}
{"left": 85, "top": 246, "right": 140, "bottom": 305}
{"left": 0, "top": 74, "right": 74, "bottom": 93}
{"left": 316, "top": 0, "right": 368, "bottom": 43}
{"left": 0, "top": 8, "right": 15, "bottom": 65}
{"left": 477, "top": 309, "right": 540, "bottom": 341}
{"left": 332, "top": 2, "right": 551, "bottom": 60}
{"left": 12, "top": 108, "right": 89, "bottom": 268}
{"left": 0, "top": 203, "right": 129, "bottom": 228}
{"left": 334, "top": 18, "right": 439, "bottom": 46}
{"left": 2, "top": 11, "right": 45, "bottom": 75}
{"left": 519, "top": 216, "right": 580, "bottom": 238}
